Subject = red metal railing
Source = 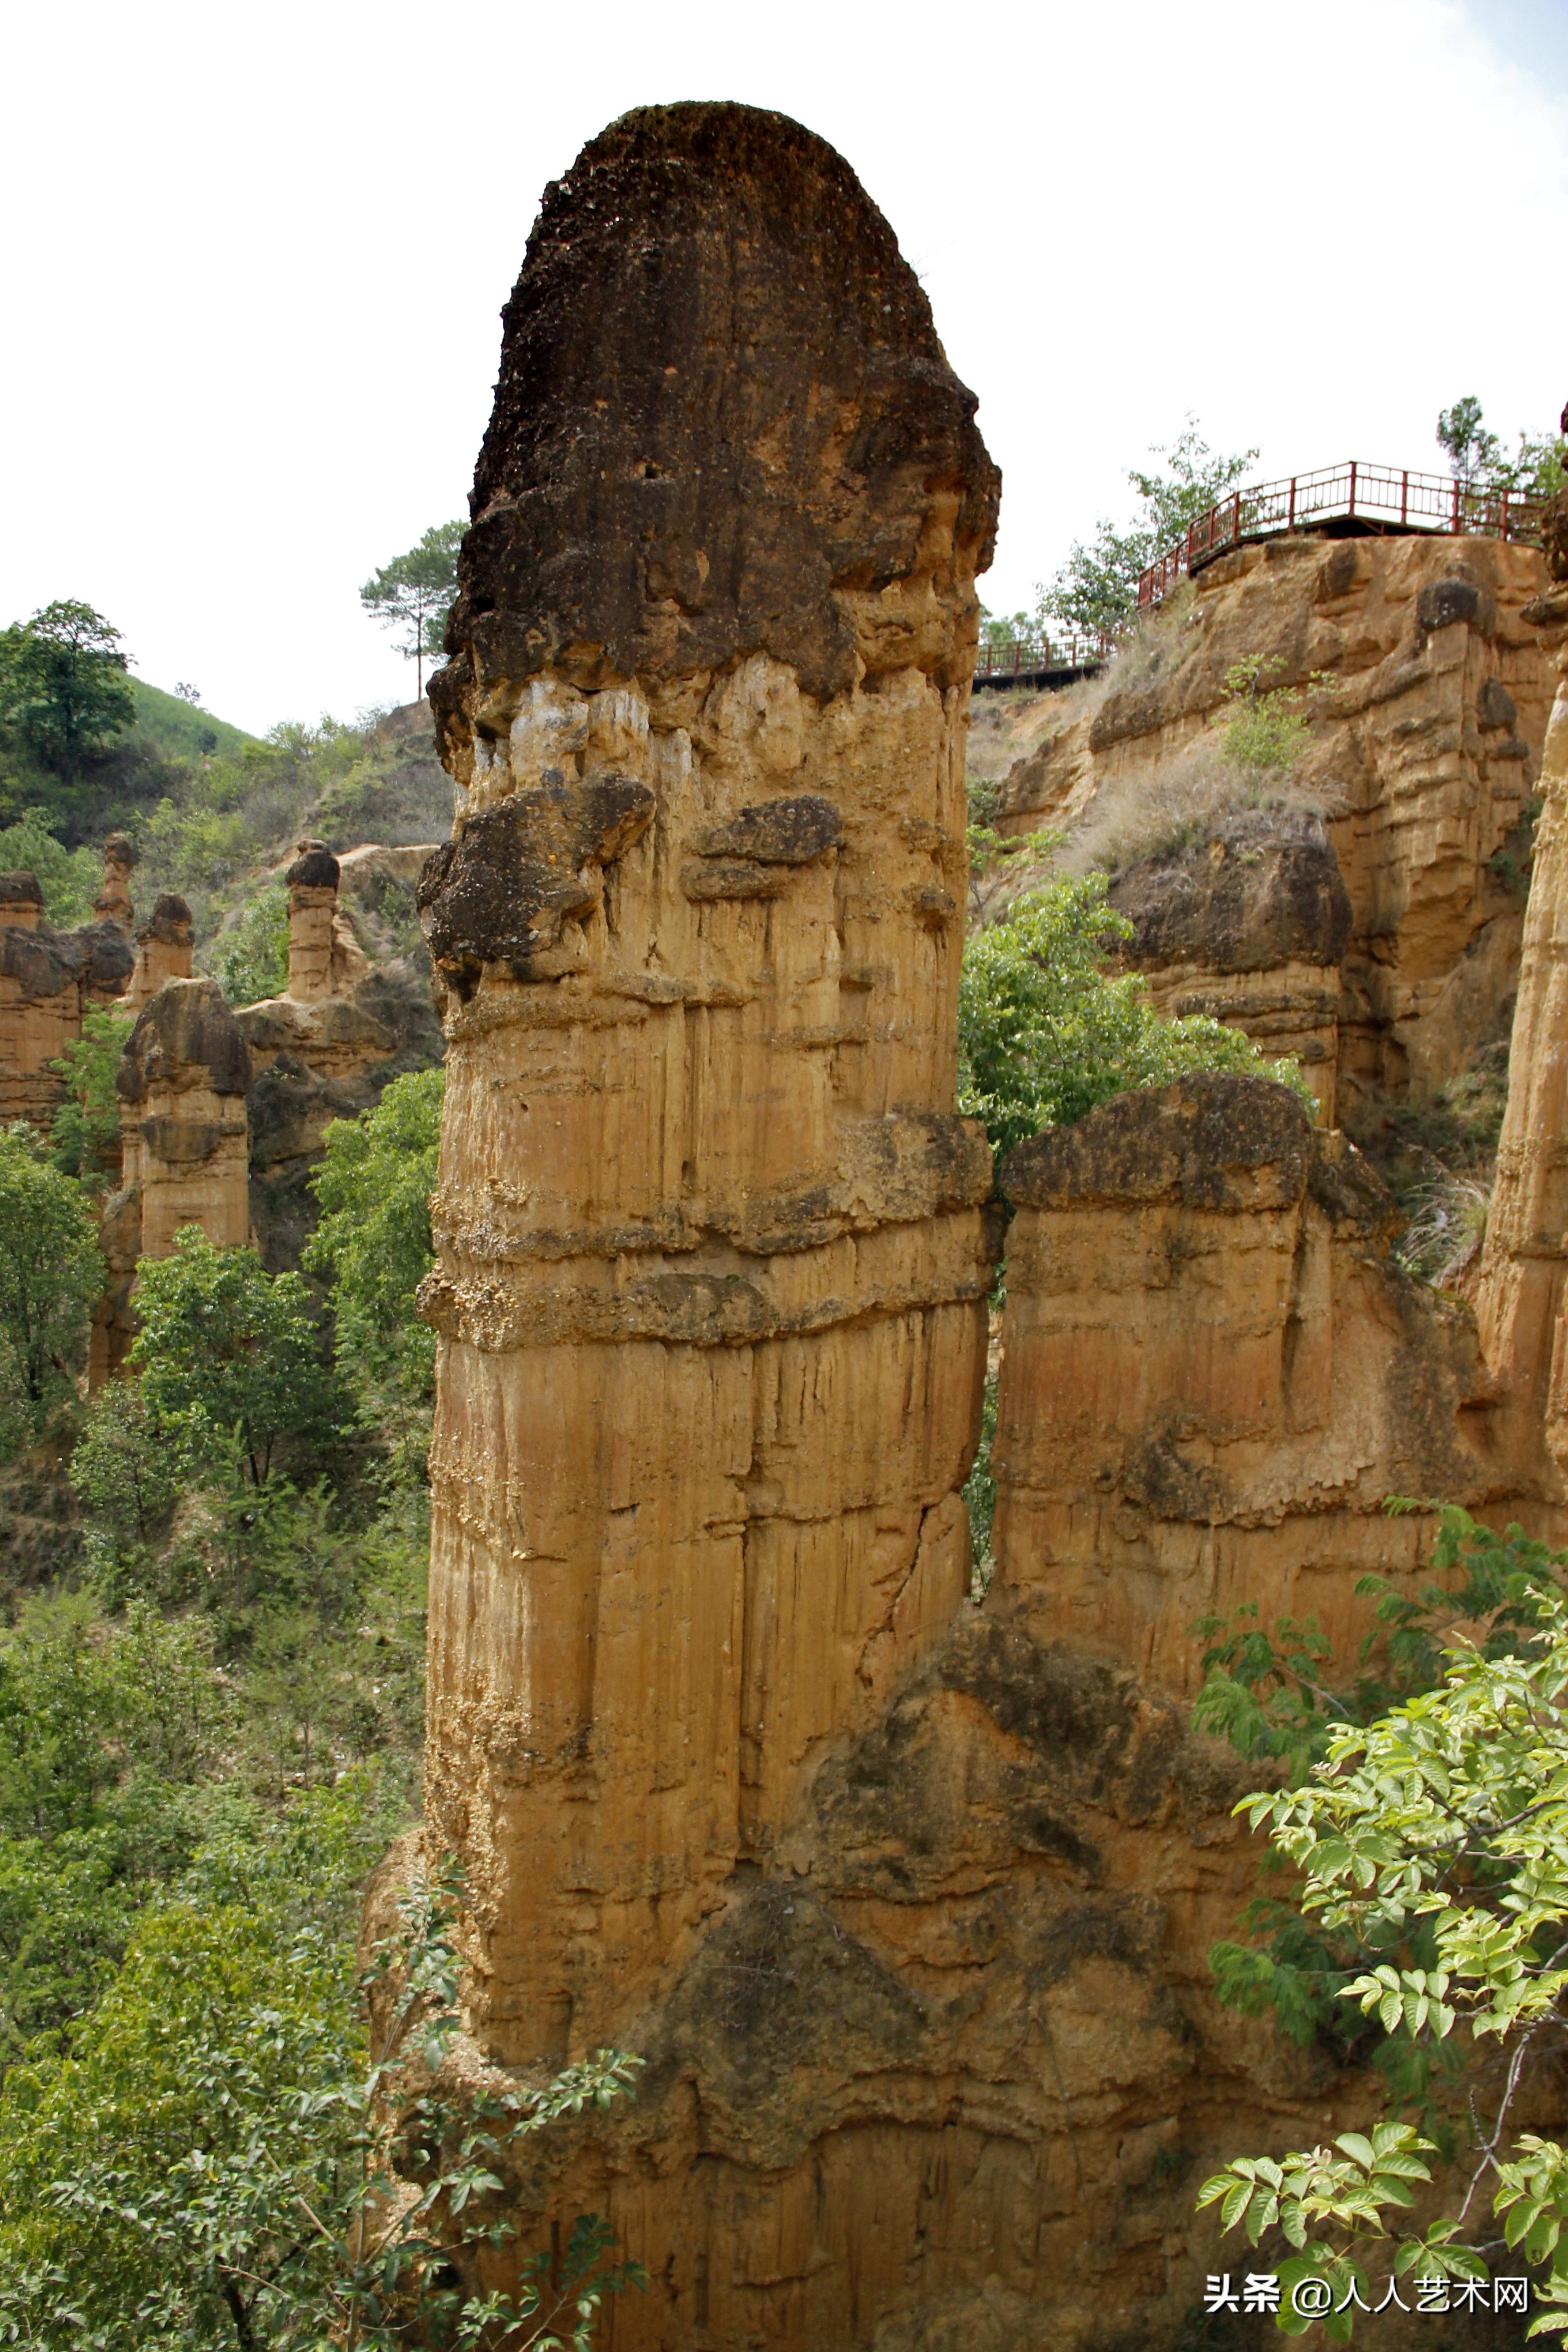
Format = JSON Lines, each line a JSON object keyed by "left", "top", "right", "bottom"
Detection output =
{"left": 1134, "top": 461, "right": 1545, "bottom": 611}
{"left": 973, "top": 625, "right": 1118, "bottom": 684}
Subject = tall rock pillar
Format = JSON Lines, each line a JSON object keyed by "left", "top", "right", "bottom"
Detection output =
{"left": 1475, "top": 480, "right": 1568, "bottom": 1495}
{"left": 419, "top": 102, "right": 1000, "bottom": 2063}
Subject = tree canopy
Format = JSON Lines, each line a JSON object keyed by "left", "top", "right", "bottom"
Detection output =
{"left": 0, "top": 1123, "right": 103, "bottom": 1448}
{"left": 1038, "top": 419, "right": 1259, "bottom": 636}
{"left": 129, "top": 1228, "right": 346, "bottom": 1486}
{"left": 1436, "top": 395, "right": 1565, "bottom": 505}
{"left": 359, "top": 521, "right": 465, "bottom": 698}
{"left": 0, "top": 601, "right": 135, "bottom": 794}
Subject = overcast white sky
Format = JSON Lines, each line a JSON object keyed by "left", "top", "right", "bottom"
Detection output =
{"left": 2, "top": 0, "right": 1565, "bottom": 736}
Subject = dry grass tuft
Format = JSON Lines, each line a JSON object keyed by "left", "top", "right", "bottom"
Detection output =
{"left": 1060, "top": 742, "right": 1345, "bottom": 878}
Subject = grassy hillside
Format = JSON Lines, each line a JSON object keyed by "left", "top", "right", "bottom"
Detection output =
{"left": 129, "top": 677, "right": 257, "bottom": 760}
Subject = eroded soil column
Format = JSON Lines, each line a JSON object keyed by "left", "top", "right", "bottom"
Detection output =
{"left": 419, "top": 103, "right": 1000, "bottom": 2063}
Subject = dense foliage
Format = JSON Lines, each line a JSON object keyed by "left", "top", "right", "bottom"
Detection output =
{"left": 957, "top": 872, "right": 1311, "bottom": 1164}
{"left": 131, "top": 1228, "right": 349, "bottom": 1487}
{"left": 306, "top": 1066, "right": 442, "bottom": 1451}
{"left": 0, "top": 1124, "right": 103, "bottom": 1447}
{"left": 1198, "top": 1509, "right": 1568, "bottom": 2332}
{"left": 48, "top": 1005, "right": 133, "bottom": 1185}
{"left": 210, "top": 880, "right": 289, "bottom": 1007}
{"left": 0, "top": 1794, "right": 642, "bottom": 2351}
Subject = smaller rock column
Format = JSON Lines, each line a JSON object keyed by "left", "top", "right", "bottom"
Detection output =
{"left": 116, "top": 978, "right": 252, "bottom": 1258}
{"left": 284, "top": 842, "right": 370, "bottom": 1004}
{"left": 286, "top": 842, "right": 338, "bottom": 1002}
{"left": 989, "top": 1075, "right": 1488, "bottom": 1690}
{"left": 94, "top": 832, "right": 136, "bottom": 932}
{"left": 121, "top": 894, "right": 195, "bottom": 1012}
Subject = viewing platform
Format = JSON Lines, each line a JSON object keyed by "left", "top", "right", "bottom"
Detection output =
{"left": 974, "top": 462, "right": 1548, "bottom": 687}
{"left": 1135, "top": 459, "right": 1546, "bottom": 611}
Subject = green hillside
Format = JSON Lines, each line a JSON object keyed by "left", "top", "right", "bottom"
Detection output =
{"left": 129, "top": 677, "right": 257, "bottom": 760}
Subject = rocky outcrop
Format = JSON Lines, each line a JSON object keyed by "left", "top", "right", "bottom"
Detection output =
{"left": 120, "top": 892, "right": 194, "bottom": 1011}
{"left": 114, "top": 977, "right": 251, "bottom": 1258}
{"left": 1475, "top": 490, "right": 1568, "bottom": 1496}
{"left": 240, "top": 962, "right": 442, "bottom": 1271}
{"left": 402, "top": 96, "right": 1554, "bottom": 2352}
{"left": 994, "top": 1077, "right": 1499, "bottom": 1684}
{"left": 1000, "top": 532, "right": 1566, "bottom": 1113}
{"left": 410, "top": 1075, "right": 1501, "bottom": 2352}
{"left": 0, "top": 866, "right": 134, "bottom": 1128}
{"left": 1107, "top": 811, "right": 1352, "bottom": 1121}
{"left": 235, "top": 842, "right": 440, "bottom": 1268}
{"left": 419, "top": 99, "right": 998, "bottom": 2076}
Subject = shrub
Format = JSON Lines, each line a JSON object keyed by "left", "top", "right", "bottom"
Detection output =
{"left": 209, "top": 881, "right": 289, "bottom": 1007}
{"left": 306, "top": 1066, "right": 442, "bottom": 1440}
{"left": 957, "top": 874, "right": 1311, "bottom": 1164}
{"left": 0, "top": 1805, "right": 643, "bottom": 2352}
{"left": 1196, "top": 1508, "right": 1568, "bottom": 2326}
{"left": 1215, "top": 653, "right": 1333, "bottom": 772}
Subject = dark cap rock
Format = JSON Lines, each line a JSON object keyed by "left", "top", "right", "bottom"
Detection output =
{"left": 135, "top": 892, "right": 194, "bottom": 946}
{"left": 287, "top": 843, "right": 340, "bottom": 890}
{"left": 1002, "top": 1075, "right": 1315, "bottom": 1213}
{"left": 117, "top": 976, "right": 252, "bottom": 1103}
{"left": 433, "top": 100, "right": 999, "bottom": 732}
{"left": 1107, "top": 812, "right": 1352, "bottom": 976}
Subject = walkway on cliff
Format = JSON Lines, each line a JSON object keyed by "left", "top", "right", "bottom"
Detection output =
{"left": 974, "top": 460, "right": 1548, "bottom": 688}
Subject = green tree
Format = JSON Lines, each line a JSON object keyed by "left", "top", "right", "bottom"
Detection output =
{"left": 0, "top": 1596, "right": 233, "bottom": 2067}
{"left": 1039, "top": 419, "right": 1259, "bottom": 636}
{"left": 129, "top": 1228, "right": 346, "bottom": 1486}
{"left": 1196, "top": 1509, "right": 1568, "bottom": 2332}
{"left": 50, "top": 1004, "right": 133, "bottom": 1183}
{"left": 360, "top": 521, "right": 465, "bottom": 698}
{"left": 964, "top": 781, "right": 1054, "bottom": 926}
{"left": 307, "top": 1068, "right": 442, "bottom": 1448}
{"left": 71, "top": 1379, "right": 182, "bottom": 1565}
{"left": 0, "top": 602, "right": 135, "bottom": 789}
{"left": 957, "top": 873, "right": 1310, "bottom": 1165}
{"left": 210, "top": 881, "right": 289, "bottom": 1007}
{"left": 0, "top": 1124, "right": 102, "bottom": 1441}
{"left": 1437, "top": 395, "right": 1567, "bottom": 506}
{"left": 0, "top": 1801, "right": 643, "bottom": 2352}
